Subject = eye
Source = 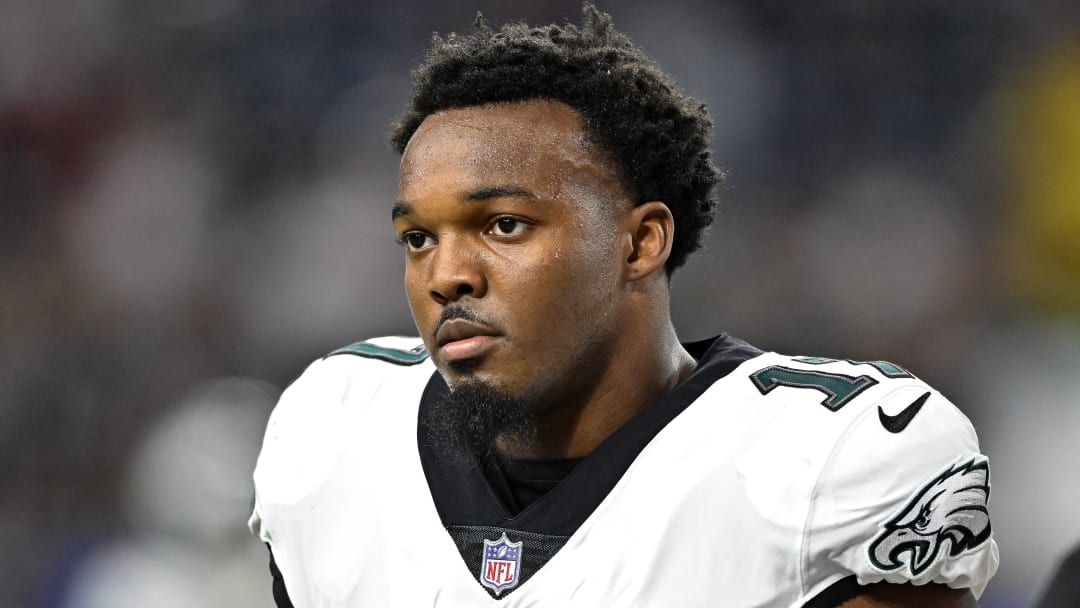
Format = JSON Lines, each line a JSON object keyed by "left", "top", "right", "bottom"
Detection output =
{"left": 487, "top": 217, "right": 529, "bottom": 238}
{"left": 398, "top": 231, "right": 432, "bottom": 251}
{"left": 913, "top": 504, "right": 933, "bottom": 530}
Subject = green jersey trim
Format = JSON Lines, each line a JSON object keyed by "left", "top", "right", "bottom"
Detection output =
{"left": 326, "top": 340, "right": 429, "bottom": 366}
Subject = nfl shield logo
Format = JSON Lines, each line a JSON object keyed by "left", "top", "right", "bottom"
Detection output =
{"left": 480, "top": 533, "right": 523, "bottom": 596}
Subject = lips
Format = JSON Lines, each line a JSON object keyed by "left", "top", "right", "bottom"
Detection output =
{"left": 434, "top": 318, "right": 500, "bottom": 362}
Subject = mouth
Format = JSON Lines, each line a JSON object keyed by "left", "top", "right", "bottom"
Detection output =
{"left": 434, "top": 318, "right": 501, "bottom": 363}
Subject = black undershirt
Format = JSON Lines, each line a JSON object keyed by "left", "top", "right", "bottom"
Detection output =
{"left": 481, "top": 454, "right": 584, "bottom": 515}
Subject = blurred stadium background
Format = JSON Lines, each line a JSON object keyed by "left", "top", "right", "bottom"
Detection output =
{"left": 2, "top": 0, "right": 1079, "bottom": 606}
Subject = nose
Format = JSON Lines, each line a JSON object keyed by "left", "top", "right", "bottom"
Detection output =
{"left": 427, "top": 234, "right": 487, "bottom": 305}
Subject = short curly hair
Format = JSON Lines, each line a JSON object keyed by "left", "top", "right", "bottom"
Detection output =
{"left": 390, "top": 4, "right": 722, "bottom": 274}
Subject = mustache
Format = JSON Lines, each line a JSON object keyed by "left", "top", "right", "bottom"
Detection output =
{"left": 431, "top": 305, "right": 498, "bottom": 342}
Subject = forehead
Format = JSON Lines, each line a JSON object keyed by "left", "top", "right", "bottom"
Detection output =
{"left": 398, "top": 99, "right": 623, "bottom": 203}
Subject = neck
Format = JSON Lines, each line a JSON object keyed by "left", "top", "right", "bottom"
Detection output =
{"left": 495, "top": 310, "right": 697, "bottom": 460}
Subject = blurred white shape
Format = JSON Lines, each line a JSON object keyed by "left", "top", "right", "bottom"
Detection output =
{"left": 126, "top": 376, "right": 278, "bottom": 544}
{"left": 793, "top": 166, "right": 972, "bottom": 350}
{"left": 63, "top": 376, "right": 278, "bottom": 608}
{"left": 64, "top": 539, "right": 204, "bottom": 608}
{"left": 62, "top": 537, "right": 268, "bottom": 608}
{"left": 63, "top": 124, "right": 220, "bottom": 320}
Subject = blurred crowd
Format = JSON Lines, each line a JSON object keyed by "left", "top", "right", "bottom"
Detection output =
{"left": 2, "top": 1, "right": 1079, "bottom": 606}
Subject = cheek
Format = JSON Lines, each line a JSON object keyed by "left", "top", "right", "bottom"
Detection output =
{"left": 403, "top": 265, "right": 421, "bottom": 302}
{"left": 403, "top": 265, "right": 434, "bottom": 324}
{"left": 504, "top": 240, "right": 618, "bottom": 326}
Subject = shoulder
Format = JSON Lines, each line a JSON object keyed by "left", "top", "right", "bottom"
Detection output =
{"left": 741, "top": 353, "right": 999, "bottom": 600}
{"left": 744, "top": 353, "right": 983, "bottom": 482}
{"left": 694, "top": 345, "right": 981, "bottom": 492}
{"left": 734, "top": 353, "right": 978, "bottom": 450}
{"left": 267, "top": 336, "right": 432, "bottom": 432}
{"left": 322, "top": 335, "right": 430, "bottom": 366}
{"left": 744, "top": 353, "right": 930, "bottom": 414}
{"left": 706, "top": 349, "right": 997, "bottom": 600}
{"left": 250, "top": 337, "right": 433, "bottom": 514}
{"left": 302, "top": 335, "right": 434, "bottom": 399}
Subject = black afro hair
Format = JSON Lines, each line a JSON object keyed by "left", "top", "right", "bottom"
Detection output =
{"left": 390, "top": 4, "right": 723, "bottom": 274}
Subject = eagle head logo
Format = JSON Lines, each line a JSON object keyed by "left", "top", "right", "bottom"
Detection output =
{"left": 868, "top": 458, "right": 991, "bottom": 576}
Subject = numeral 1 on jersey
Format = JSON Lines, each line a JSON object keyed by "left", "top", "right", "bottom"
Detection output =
{"left": 750, "top": 366, "right": 878, "bottom": 411}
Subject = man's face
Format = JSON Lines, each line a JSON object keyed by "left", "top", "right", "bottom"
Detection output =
{"left": 394, "top": 99, "right": 631, "bottom": 406}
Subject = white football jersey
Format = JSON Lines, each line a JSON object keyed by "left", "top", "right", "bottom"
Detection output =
{"left": 249, "top": 335, "right": 998, "bottom": 607}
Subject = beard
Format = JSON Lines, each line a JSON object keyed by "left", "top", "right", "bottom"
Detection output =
{"left": 426, "top": 379, "right": 537, "bottom": 457}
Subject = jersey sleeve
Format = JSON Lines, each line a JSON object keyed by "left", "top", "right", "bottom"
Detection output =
{"left": 247, "top": 337, "right": 432, "bottom": 607}
{"left": 248, "top": 355, "right": 354, "bottom": 543}
{"left": 801, "top": 383, "right": 999, "bottom": 599}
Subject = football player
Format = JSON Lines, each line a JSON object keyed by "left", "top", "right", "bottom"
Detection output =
{"left": 249, "top": 5, "right": 998, "bottom": 606}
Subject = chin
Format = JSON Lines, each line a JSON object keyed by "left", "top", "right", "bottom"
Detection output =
{"left": 443, "top": 364, "right": 524, "bottom": 398}
{"left": 445, "top": 357, "right": 482, "bottom": 376}
{"left": 442, "top": 352, "right": 508, "bottom": 382}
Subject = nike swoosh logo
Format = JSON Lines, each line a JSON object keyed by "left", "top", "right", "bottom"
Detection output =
{"left": 878, "top": 391, "right": 931, "bottom": 433}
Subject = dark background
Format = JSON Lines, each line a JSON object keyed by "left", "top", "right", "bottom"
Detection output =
{"left": 3, "top": 1, "right": 1079, "bottom": 606}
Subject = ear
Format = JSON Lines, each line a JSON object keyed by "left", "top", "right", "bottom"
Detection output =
{"left": 623, "top": 201, "right": 674, "bottom": 282}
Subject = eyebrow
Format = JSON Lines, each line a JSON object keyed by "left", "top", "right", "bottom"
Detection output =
{"left": 464, "top": 185, "right": 539, "bottom": 201}
{"left": 392, "top": 185, "right": 539, "bottom": 220}
{"left": 391, "top": 202, "right": 411, "bottom": 220}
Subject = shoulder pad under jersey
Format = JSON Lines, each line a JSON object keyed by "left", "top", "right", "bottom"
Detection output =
{"left": 734, "top": 353, "right": 998, "bottom": 599}
{"left": 777, "top": 358, "right": 999, "bottom": 598}
{"left": 250, "top": 336, "right": 432, "bottom": 539}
